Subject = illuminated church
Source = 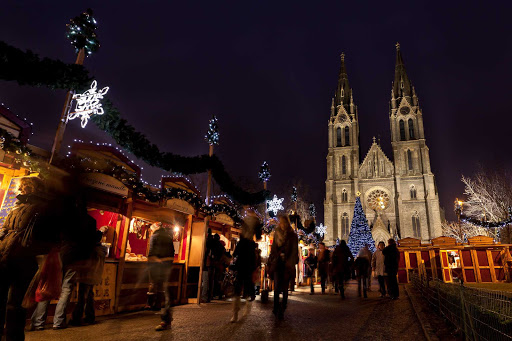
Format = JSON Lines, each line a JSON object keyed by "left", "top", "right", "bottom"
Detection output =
{"left": 324, "top": 44, "right": 442, "bottom": 245}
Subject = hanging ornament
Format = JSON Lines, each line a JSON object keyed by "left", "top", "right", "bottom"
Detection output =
{"left": 69, "top": 80, "right": 109, "bottom": 128}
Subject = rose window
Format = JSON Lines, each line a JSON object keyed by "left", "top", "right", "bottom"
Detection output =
{"left": 367, "top": 190, "right": 390, "bottom": 211}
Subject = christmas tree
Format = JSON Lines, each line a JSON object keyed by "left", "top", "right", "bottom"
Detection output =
{"left": 347, "top": 196, "right": 376, "bottom": 256}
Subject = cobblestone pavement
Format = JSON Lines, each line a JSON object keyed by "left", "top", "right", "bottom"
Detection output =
{"left": 26, "top": 280, "right": 426, "bottom": 341}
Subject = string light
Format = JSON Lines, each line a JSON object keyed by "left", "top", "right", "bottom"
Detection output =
{"left": 205, "top": 115, "right": 219, "bottom": 146}
{"left": 291, "top": 186, "right": 297, "bottom": 203}
{"left": 258, "top": 161, "right": 271, "bottom": 182}
{"left": 66, "top": 8, "right": 100, "bottom": 56}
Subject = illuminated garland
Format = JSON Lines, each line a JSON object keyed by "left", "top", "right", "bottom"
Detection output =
{"left": 258, "top": 161, "right": 271, "bottom": 182}
{"left": 291, "top": 186, "right": 297, "bottom": 203}
{"left": 0, "top": 40, "right": 268, "bottom": 205}
{"left": 309, "top": 203, "right": 316, "bottom": 218}
{"left": 460, "top": 207, "right": 512, "bottom": 229}
{"left": 205, "top": 115, "right": 219, "bottom": 146}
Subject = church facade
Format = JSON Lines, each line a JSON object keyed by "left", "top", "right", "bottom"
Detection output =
{"left": 324, "top": 44, "right": 442, "bottom": 245}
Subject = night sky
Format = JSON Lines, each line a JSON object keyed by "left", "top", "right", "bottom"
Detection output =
{"left": 1, "top": 1, "right": 512, "bottom": 222}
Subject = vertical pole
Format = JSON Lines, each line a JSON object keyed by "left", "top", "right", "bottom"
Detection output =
{"left": 49, "top": 48, "right": 85, "bottom": 164}
{"left": 196, "top": 144, "right": 214, "bottom": 304}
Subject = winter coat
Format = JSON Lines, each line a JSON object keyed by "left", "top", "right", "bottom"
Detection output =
{"left": 268, "top": 228, "right": 299, "bottom": 280}
{"left": 0, "top": 194, "right": 52, "bottom": 264}
{"left": 383, "top": 244, "right": 400, "bottom": 275}
{"left": 371, "top": 249, "right": 386, "bottom": 276}
{"left": 233, "top": 237, "right": 257, "bottom": 277}
{"left": 354, "top": 257, "right": 370, "bottom": 278}
{"left": 304, "top": 255, "right": 317, "bottom": 277}
{"left": 317, "top": 249, "right": 330, "bottom": 275}
{"left": 332, "top": 244, "right": 353, "bottom": 276}
{"left": 148, "top": 228, "right": 174, "bottom": 259}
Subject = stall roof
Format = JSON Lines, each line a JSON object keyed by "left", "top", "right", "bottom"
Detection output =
{"left": 161, "top": 176, "right": 200, "bottom": 196}
{"left": 0, "top": 104, "right": 32, "bottom": 144}
{"left": 71, "top": 142, "right": 141, "bottom": 176}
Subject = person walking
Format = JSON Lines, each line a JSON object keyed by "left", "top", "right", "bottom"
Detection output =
{"left": 30, "top": 201, "right": 102, "bottom": 331}
{"left": 69, "top": 216, "right": 105, "bottom": 327}
{"left": 231, "top": 213, "right": 261, "bottom": 322}
{"left": 143, "top": 223, "right": 175, "bottom": 331}
{"left": 268, "top": 215, "right": 298, "bottom": 320}
{"left": 372, "top": 241, "right": 387, "bottom": 297}
{"left": 383, "top": 239, "right": 400, "bottom": 300}
{"left": 317, "top": 243, "right": 330, "bottom": 294}
{"left": 304, "top": 248, "right": 317, "bottom": 295}
{"left": 355, "top": 247, "right": 371, "bottom": 298}
{"left": 331, "top": 240, "right": 353, "bottom": 299}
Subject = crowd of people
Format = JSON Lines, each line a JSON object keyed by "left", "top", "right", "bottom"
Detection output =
{"left": 0, "top": 178, "right": 402, "bottom": 339}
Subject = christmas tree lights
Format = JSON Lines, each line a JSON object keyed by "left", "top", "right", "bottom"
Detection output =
{"left": 66, "top": 8, "right": 100, "bottom": 56}
{"left": 347, "top": 196, "right": 376, "bottom": 256}
{"left": 258, "top": 161, "right": 271, "bottom": 182}
{"left": 205, "top": 115, "right": 219, "bottom": 146}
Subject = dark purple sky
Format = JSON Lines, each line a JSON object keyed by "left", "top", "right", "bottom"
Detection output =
{"left": 1, "top": 1, "right": 511, "bottom": 222}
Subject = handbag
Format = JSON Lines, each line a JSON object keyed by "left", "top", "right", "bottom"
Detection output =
{"left": 35, "top": 248, "right": 62, "bottom": 302}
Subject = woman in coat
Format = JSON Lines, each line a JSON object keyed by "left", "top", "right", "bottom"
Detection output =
{"left": 268, "top": 215, "right": 298, "bottom": 320}
{"left": 371, "top": 241, "right": 387, "bottom": 297}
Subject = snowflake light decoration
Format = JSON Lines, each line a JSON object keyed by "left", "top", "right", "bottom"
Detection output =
{"left": 266, "top": 195, "right": 284, "bottom": 216}
{"left": 69, "top": 80, "right": 109, "bottom": 128}
{"left": 315, "top": 223, "right": 327, "bottom": 237}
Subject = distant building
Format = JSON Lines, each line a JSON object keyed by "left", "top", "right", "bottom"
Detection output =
{"left": 324, "top": 44, "right": 442, "bottom": 245}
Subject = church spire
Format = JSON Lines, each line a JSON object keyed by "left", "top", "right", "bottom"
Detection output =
{"left": 392, "top": 43, "right": 413, "bottom": 104}
{"left": 334, "top": 52, "right": 351, "bottom": 110}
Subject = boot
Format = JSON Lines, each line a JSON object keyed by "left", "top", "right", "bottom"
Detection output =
{"left": 243, "top": 300, "right": 252, "bottom": 317}
{"left": 230, "top": 296, "right": 241, "bottom": 323}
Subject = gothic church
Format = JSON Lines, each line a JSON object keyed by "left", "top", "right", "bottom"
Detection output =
{"left": 324, "top": 44, "right": 442, "bottom": 245}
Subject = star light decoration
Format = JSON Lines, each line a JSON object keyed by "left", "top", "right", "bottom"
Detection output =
{"left": 205, "top": 115, "right": 219, "bottom": 146}
{"left": 68, "top": 80, "right": 109, "bottom": 128}
{"left": 315, "top": 223, "right": 327, "bottom": 237}
{"left": 266, "top": 195, "right": 284, "bottom": 216}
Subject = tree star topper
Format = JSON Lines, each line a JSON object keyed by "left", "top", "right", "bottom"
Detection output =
{"left": 266, "top": 195, "right": 284, "bottom": 216}
{"left": 315, "top": 223, "right": 327, "bottom": 237}
{"left": 69, "top": 80, "right": 109, "bottom": 128}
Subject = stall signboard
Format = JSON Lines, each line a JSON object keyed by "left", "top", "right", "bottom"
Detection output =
{"left": 0, "top": 177, "right": 22, "bottom": 226}
{"left": 215, "top": 213, "right": 234, "bottom": 225}
{"left": 81, "top": 173, "right": 129, "bottom": 197}
{"left": 166, "top": 198, "right": 195, "bottom": 215}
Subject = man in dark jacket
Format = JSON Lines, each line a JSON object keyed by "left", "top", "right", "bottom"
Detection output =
{"left": 0, "top": 177, "right": 54, "bottom": 341}
{"left": 304, "top": 248, "right": 317, "bottom": 294}
{"left": 317, "top": 243, "right": 330, "bottom": 294}
{"left": 383, "top": 238, "right": 400, "bottom": 299}
{"left": 331, "top": 240, "right": 353, "bottom": 299}
{"left": 148, "top": 223, "right": 175, "bottom": 331}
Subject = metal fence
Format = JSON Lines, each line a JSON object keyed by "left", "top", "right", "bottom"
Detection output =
{"left": 409, "top": 272, "right": 512, "bottom": 341}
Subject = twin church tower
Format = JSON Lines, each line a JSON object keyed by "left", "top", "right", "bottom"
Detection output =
{"left": 324, "top": 44, "right": 442, "bottom": 245}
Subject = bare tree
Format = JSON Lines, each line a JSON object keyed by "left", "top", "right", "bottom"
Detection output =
{"left": 441, "top": 221, "right": 495, "bottom": 243}
{"left": 460, "top": 167, "right": 512, "bottom": 243}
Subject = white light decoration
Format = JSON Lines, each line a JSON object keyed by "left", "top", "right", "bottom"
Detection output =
{"left": 316, "top": 223, "right": 327, "bottom": 237}
{"left": 266, "top": 195, "right": 284, "bottom": 216}
{"left": 68, "top": 80, "right": 109, "bottom": 128}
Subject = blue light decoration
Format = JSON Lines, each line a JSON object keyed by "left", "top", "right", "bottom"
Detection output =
{"left": 258, "top": 161, "right": 271, "bottom": 182}
{"left": 66, "top": 8, "right": 100, "bottom": 56}
{"left": 309, "top": 203, "right": 316, "bottom": 218}
{"left": 205, "top": 115, "right": 220, "bottom": 146}
{"left": 347, "top": 196, "right": 376, "bottom": 256}
{"left": 291, "top": 186, "right": 297, "bottom": 203}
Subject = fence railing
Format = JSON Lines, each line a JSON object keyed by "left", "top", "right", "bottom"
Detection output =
{"left": 409, "top": 272, "right": 512, "bottom": 341}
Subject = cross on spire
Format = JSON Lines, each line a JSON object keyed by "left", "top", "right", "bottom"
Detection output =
{"left": 396, "top": 42, "right": 400, "bottom": 51}
{"left": 340, "top": 52, "right": 345, "bottom": 61}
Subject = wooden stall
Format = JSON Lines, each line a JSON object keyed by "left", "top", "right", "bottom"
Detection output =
{"left": 397, "top": 235, "right": 512, "bottom": 284}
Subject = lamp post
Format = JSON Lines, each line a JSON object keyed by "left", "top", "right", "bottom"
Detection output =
{"left": 454, "top": 198, "right": 464, "bottom": 241}
{"left": 197, "top": 115, "right": 219, "bottom": 304}
{"left": 50, "top": 9, "right": 100, "bottom": 164}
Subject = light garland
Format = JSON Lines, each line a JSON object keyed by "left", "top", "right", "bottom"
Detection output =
{"left": 309, "top": 203, "right": 316, "bottom": 218}
{"left": 69, "top": 80, "right": 109, "bottom": 128}
{"left": 205, "top": 115, "right": 219, "bottom": 146}
{"left": 258, "top": 161, "right": 271, "bottom": 182}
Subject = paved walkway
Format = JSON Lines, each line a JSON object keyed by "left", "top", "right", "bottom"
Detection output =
{"left": 26, "top": 280, "right": 426, "bottom": 341}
